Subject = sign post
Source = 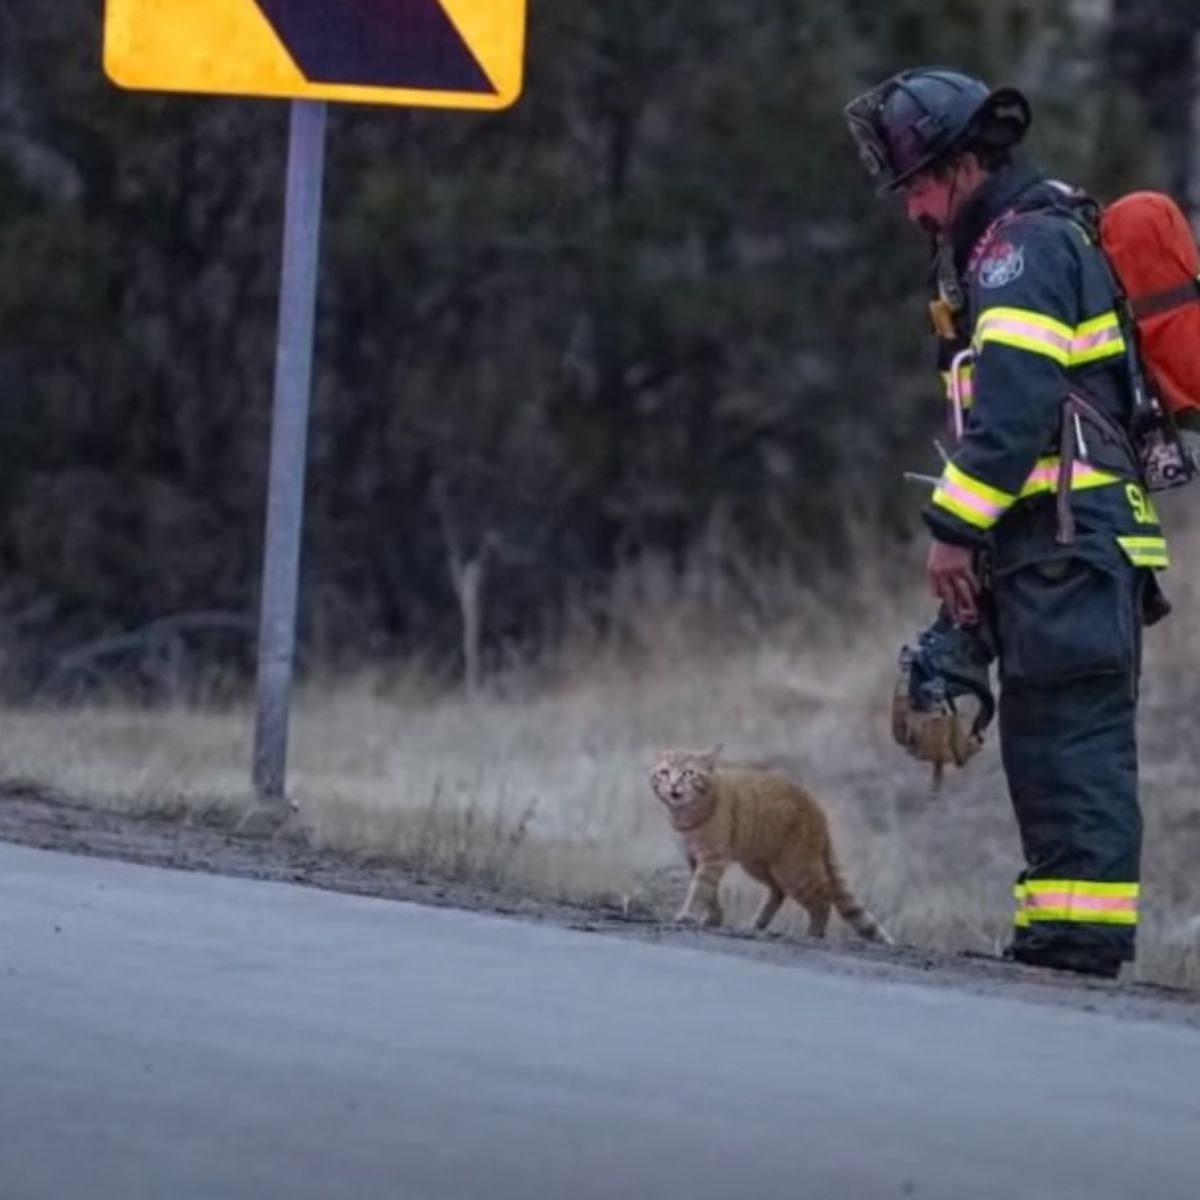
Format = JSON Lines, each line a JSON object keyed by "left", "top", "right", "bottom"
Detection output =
{"left": 252, "top": 98, "right": 327, "bottom": 802}
{"left": 103, "top": 0, "right": 527, "bottom": 807}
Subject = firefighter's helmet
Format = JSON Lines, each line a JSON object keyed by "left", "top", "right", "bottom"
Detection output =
{"left": 891, "top": 607, "right": 996, "bottom": 792}
{"left": 845, "top": 67, "right": 1032, "bottom": 194}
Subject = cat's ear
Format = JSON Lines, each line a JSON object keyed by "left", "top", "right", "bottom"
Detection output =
{"left": 700, "top": 742, "right": 723, "bottom": 766}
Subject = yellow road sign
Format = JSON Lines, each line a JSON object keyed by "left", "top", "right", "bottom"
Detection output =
{"left": 104, "top": 0, "right": 526, "bottom": 110}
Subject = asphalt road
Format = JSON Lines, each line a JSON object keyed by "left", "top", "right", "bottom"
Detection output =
{"left": 1, "top": 841, "right": 1198, "bottom": 1200}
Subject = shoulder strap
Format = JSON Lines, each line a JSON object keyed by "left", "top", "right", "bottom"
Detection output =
{"left": 1129, "top": 277, "right": 1200, "bottom": 320}
{"left": 1028, "top": 195, "right": 1167, "bottom": 442}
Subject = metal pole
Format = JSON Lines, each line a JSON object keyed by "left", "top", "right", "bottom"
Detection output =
{"left": 252, "top": 99, "right": 328, "bottom": 803}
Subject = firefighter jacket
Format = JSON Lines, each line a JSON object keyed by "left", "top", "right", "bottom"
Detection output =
{"left": 922, "top": 163, "right": 1170, "bottom": 579}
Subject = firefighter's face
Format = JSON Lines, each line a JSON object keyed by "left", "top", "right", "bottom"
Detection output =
{"left": 902, "top": 157, "right": 987, "bottom": 237}
{"left": 902, "top": 171, "right": 959, "bottom": 235}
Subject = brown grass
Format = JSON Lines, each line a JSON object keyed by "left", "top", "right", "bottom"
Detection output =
{"left": 1, "top": 516, "right": 1198, "bottom": 989}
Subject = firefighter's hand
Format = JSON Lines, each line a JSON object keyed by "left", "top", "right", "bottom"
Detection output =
{"left": 926, "top": 539, "right": 979, "bottom": 625}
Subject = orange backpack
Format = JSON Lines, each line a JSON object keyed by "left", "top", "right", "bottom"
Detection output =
{"left": 1099, "top": 191, "right": 1200, "bottom": 427}
{"left": 1086, "top": 190, "right": 1200, "bottom": 491}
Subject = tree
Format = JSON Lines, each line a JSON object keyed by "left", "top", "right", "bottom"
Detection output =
{"left": 0, "top": 0, "right": 1175, "bottom": 692}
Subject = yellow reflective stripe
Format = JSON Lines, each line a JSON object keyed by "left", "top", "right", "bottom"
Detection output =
{"left": 973, "top": 307, "right": 1127, "bottom": 368}
{"left": 1014, "top": 879, "right": 1139, "bottom": 927}
{"left": 976, "top": 307, "right": 1073, "bottom": 341}
{"left": 933, "top": 456, "right": 1121, "bottom": 531}
{"left": 1023, "top": 880, "right": 1139, "bottom": 898}
{"left": 1017, "top": 456, "right": 1120, "bottom": 499}
{"left": 1014, "top": 881, "right": 1032, "bottom": 928}
{"left": 1070, "top": 466, "right": 1120, "bottom": 492}
{"left": 1070, "top": 312, "right": 1127, "bottom": 366}
{"left": 1076, "top": 313, "right": 1121, "bottom": 337}
{"left": 1022, "top": 907, "right": 1137, "bottom": 926}
{"left": 1117, "top": 535, "right": 1170, "bottom": 569}
{"left": 975, "top": 307, "right": 1072, "bottom": 365}
{"left": 932, "top": 462, "right": 1015, "bottom": 529}
{"left": 958, "top": 364, "right": 974, "bottom": 409}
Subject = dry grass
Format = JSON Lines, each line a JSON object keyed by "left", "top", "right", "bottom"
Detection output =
{"left": 1, "top": 520, "right": 1198, "bottom": 990}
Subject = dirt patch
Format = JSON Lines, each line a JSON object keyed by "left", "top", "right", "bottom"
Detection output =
{"left": 2, "top": 783, "right": 1197, "bottom": 1030}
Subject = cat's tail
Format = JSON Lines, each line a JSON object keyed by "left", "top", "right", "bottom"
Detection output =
{"left": 824, "top": 845, "right": 894, "bottom": 945}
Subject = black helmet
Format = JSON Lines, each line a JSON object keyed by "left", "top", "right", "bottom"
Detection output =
{"left": 844, "top": 66, "right": 1032, "bottom": 194}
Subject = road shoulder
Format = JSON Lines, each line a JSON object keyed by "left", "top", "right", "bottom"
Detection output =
{"left": 2, "top": 782, "right": 1196, "bottom": 1029}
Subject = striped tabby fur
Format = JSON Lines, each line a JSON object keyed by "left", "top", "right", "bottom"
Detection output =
{"left": 650, "top": 748, "right": 892, "bottom": 944}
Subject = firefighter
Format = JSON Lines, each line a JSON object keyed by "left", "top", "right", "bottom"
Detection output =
{"left": 844, "top": 67, "right": 1171, "bottom": 978}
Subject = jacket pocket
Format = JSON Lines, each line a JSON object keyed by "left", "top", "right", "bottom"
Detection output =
{"left": 994, "top": 546, "right": 1134, "bottom": 685}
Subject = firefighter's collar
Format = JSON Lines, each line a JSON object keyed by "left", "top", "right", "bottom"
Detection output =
{"left": 949, "top": 161, "right": 1045, "bottom": 272}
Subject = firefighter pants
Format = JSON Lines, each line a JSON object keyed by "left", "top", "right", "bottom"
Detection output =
{"left": 993, "top": 537, "right": 1144, "bottom": 967}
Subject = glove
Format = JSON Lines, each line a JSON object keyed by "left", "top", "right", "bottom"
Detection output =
{"left": 891, "top": 609, "right": 995, "bottom": 790}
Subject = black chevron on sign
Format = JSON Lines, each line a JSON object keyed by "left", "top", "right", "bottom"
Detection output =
{"left": 254, "top": 0, "right": 496, "bottom": 93}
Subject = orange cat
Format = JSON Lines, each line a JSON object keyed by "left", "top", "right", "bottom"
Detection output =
{"left": 649, "top": 747, "right": 892, "bottom": 944}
